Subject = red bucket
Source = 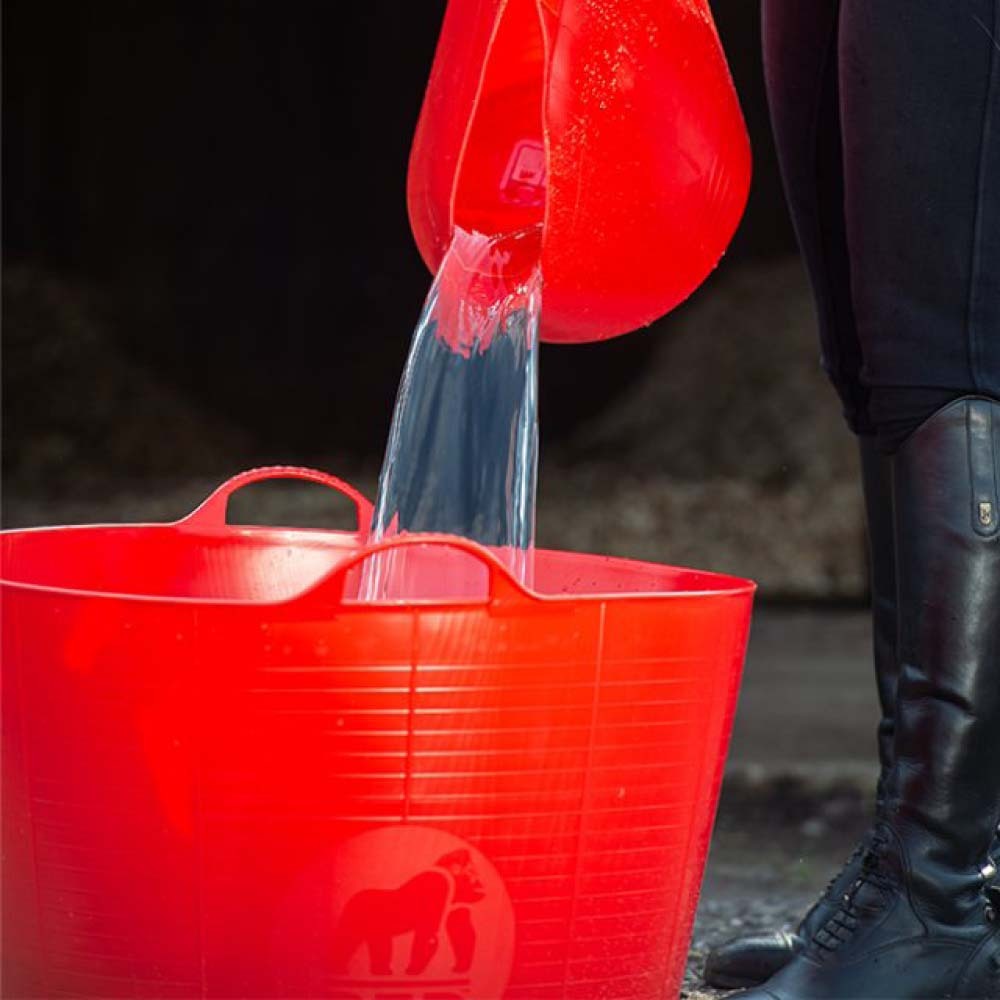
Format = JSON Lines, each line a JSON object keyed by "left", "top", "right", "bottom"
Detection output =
{"left": 2, "top": 467, "right": 754, "bottom": 999}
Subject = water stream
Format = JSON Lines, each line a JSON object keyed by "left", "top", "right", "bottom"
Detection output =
{"left": 362, "top": 225, "right": 542, "bottom": 600}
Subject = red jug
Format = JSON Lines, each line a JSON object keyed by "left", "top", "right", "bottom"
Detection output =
{"left": 407, "top": 0, "right": 752, "bottom": 343}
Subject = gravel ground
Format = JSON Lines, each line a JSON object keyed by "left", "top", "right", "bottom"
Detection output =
{"left": 682, "top": 800, "right": 871, "bottom": 999}
{"left": 682, "top": 608, "right": 878, "bottom": 998}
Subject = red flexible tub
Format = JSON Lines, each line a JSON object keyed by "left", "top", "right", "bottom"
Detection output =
{"left": 1, "top": 467, "right": 753, "bottom": 999}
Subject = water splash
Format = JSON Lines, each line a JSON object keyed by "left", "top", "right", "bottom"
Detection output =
{"left": 363, "top": 225, "right": 542, "bottom": 600}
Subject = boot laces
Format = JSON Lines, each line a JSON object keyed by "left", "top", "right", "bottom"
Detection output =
{"left": 819, "top": 841, "right": 866, "bottom": 898}
{"left": 811, "top": 828, "right": 893, "bottom": 955}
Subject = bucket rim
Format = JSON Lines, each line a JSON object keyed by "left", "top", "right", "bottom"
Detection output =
{"left": 0, "top": 521, "right": 757, "bottom": 607}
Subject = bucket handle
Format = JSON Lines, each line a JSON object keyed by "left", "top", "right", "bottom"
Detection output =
{"left": 177, "top": 466, "right": 374, "bottom": 534}
{"left": 295, "top": 532, "right": 531, "bottom": 608}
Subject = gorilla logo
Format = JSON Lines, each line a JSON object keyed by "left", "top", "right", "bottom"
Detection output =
{"left": 332, "top": 849, "right": 486, "bottom": 976}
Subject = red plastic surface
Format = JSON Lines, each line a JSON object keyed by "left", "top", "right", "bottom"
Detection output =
{"left": 1, "top": 468, "right": 754, "bottom": 999}
{"left": 407, "top": 0, "right": 752, "bottom": 343}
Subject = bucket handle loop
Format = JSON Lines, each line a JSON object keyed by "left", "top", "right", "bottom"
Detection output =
{"left": 177, "top": 466, "right": 374, "bottom": 534}
{"left": 296, "top": 533, "right": 531, "bottom": 609}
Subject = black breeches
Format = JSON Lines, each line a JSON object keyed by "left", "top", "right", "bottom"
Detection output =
{"left": 762, "top": 0, "right": 1000, "bottom": 451}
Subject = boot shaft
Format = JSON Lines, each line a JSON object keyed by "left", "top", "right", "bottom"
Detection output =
{"left": 888, "top": 395, "right": 1000, "bottom": 923}
{"left": 858, "top": 437, "right": 899, "bottom": 807}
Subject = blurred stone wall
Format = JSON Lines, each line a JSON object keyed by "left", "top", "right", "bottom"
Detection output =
{"left": 4, "top": 256, "right": 867, "bottom": 600}
{"left": 3, "top": 1, "right": 868, "bottom": 599}
{"left": 540, "top": 258, "right": 866, "bottom": 599}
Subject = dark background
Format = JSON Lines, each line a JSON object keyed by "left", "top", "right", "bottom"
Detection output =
{"left": 4, "top": 1, "right": 864, "bottom": 600}
{"left": 3, "top": 1, "right": 794, "bottom": 473}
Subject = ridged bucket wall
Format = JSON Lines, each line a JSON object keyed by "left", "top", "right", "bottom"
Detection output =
{"left": 1, "top": 468, "right": 754, "bottom": 999}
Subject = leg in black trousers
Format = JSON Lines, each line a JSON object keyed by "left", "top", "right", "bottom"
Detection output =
{"left": 763, "top": 0, "right": 1000, "bottom": 449}
{"left": 839, "top": 1, "right": 1000, "bottom": 448}
{"left": 711, "top": 3, "right": 1000, "bottom": 998}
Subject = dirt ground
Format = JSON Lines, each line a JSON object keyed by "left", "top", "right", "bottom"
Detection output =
{"left": 684, "top": 784, "right": 871, "bottom": 998}
{"left": 681, "top": 608, "right": 877, "bottom": 997}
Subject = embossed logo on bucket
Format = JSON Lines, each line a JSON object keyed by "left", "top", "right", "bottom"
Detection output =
{"left": 332, "top": 846, "right": 487, "bottom": 977}
{"left": 276, "top": 826, "right": 515, "bottom": 1000}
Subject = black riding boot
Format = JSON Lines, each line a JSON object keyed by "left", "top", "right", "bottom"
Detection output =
{"left": 732, "top": 396, "right": 1000, "bottom": 1000}
{"left": 704, "top": 439, "right": 900, "bottom": 989}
